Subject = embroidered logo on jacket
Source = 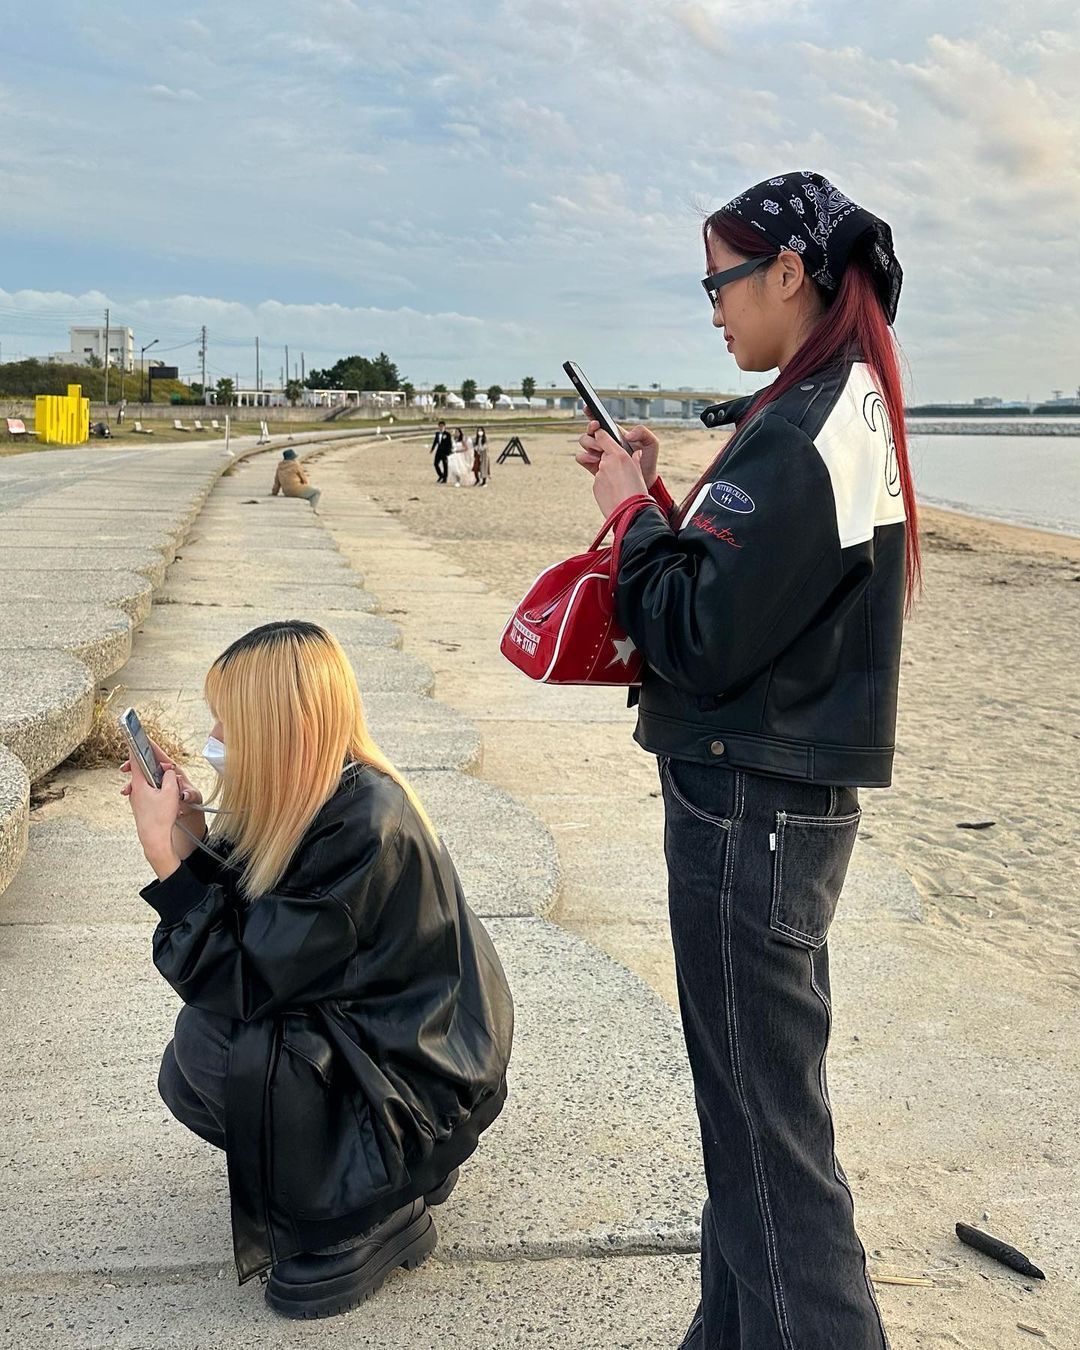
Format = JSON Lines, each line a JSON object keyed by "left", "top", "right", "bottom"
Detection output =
{"left": 863, "top": 392, "right": 901, "bottom": 498}
{"left": 709, "top": 481, "right": 756, "bottom": 513}
{"left": 690, "top": 512, "right": 742, "bottom": 548}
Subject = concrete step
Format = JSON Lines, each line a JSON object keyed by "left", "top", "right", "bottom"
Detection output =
{"left": 157, "top": 575, "right": 378, "bottom": 613}
{"left": 0, "top": 546, "right": 174, "bottom": 588}
{"left": 0, "top": 767, "right": 558, "bottom": 926}
{"left": 0, "top": 601, "right": 133, "bottom": 682}
{"left": 0, "top": 1253, "right": 699, "bottom": 1349}
{"left": 0, "top": 746, "right": 29, "bottom": 897}
{"left": 3, "top": 572, "right": 154, "bottom": 624}
{"left": 0, "top": 919, "right": 701, "bottom": 1280}
{"left": 0, "top": 650, "right": 94, "bottom": 781}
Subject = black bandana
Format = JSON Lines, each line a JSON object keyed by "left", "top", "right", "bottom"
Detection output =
{"left": 720, "top": 170, "right": 902, "bottom": 324}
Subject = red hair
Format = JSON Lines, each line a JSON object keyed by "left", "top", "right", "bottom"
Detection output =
{"left": 705, "top": 211, "right": 922, "bottom": 610}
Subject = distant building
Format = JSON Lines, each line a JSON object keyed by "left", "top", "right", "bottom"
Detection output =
{"left": 51, "top": 325, "right": 135, "bottom": 372}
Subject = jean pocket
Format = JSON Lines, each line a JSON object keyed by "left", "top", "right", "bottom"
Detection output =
{"left": 661, "top": 758, "right": 738, "bottom": 829}
{"left": 770, "top": 807, "right": 861, "bottom": 948}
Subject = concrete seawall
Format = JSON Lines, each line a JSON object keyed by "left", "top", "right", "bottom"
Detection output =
{"left": 0, "top": 428, "right": 368, "bottom": 897}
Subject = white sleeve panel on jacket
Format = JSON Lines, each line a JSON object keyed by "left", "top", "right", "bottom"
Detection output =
{"left": 814, "top": 363, "right": 907, "bottom": 550}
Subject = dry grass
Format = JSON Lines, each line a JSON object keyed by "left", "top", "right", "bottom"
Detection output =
{"left": 66, "top": 688, "right": 188, "bottom": 771}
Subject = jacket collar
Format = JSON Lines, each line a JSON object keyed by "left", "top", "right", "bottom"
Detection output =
{"left": 700, "top": 352, "right": 864, "bottom": 431}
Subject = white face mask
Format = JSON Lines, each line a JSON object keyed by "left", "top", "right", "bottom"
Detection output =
{"left": 202, "top": 735, "right": 226, "bottom": 774}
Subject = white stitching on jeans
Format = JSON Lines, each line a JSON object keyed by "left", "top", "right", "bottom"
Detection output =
{"left": 662, "top": 762, "right": 734, "bottom": 830}
{"left": 807, "top": 953, "right": 891, "bottom": 1350}
{"left": 770, "top": 812, "right": 862, "bottom": 946}
{"left": 720, "top": 824, "right": 794, "bottom": 1348}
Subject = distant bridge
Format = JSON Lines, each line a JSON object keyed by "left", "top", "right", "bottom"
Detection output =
{"left": 527, "top": 387, "right": 736, "bottom": 420}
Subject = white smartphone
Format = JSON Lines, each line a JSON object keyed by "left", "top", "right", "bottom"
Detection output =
{"left": 119, "top": 707, "right": 163, "bottom": 788}
{"left": 562, "top": 360, "right": 633, "bottom": 453}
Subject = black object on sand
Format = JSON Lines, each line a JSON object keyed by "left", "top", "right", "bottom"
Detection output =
{"left": 955, "top": 1222, "right": 1046, "bottom": 1279}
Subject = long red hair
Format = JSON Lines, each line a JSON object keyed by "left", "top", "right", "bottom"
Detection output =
{"left": 705, "top": 211, "right": 922, "bottom": 609}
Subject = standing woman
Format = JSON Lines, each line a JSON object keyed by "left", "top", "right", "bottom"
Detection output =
{"left": 474, "top": 426, "right": 490, "bottom": 485}
{"left": 577, "top": 171, "right": 917, "bottom": 1349}
{"left": 123, "top": 621, "right": 513, "bottom": 1319}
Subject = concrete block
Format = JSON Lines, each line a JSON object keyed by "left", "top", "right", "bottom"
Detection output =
{"left": 363, "top": 693, "right": 482, "bottom": 772}
{"left": 0, "top": 601, "right": 133, "bottom": 681}
{"left": 0, "top": 918, "right": 702, "bottom": 1277}
{"left": 1, "top": 515, "right": 192, "bottom": 551}
{"left": 0, "top": 1254, "right": 699, "bottom": 1349}
{"left": 0, "top": 546, "right": 171, "bottom": 587}
{"left": 158, "top": 576, "right": 378, "bottom": 614}
{"left": 112, "top": 641, "right": 431, "bottom": 700}
{"left": 2, "top": 572, "right": 154, "bottom": 623}
{"left": 0, "top": 746, "right": 29, "bottom": 898}
{"left": 412, "top": 771, "right": 559, "bottom": 918}
{"left": 0, "top": 650, "right": 95, "bottom": 781}
{"left": 177, "top": 530, "right": 343, "bottom": 555}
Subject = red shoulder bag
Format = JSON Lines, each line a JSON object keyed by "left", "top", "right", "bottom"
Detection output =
{"left": 499, "top": 495, "right": 652, "bottom": 685}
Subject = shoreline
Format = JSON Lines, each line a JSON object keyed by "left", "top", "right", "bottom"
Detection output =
{"left": 314, "top": 426, "right": 1078, "bottom": 992}
{"left": 918, "top": 501, "right": 1080, "bottom": 560}
{"left": 315, "top": 436, "right": 1079, "bottom": 1344}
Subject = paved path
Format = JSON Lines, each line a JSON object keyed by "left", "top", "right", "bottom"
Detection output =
{"left": 0, "top": 450, "right": 704, "bottom": 1347}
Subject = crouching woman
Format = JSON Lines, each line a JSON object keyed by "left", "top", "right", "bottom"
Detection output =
{"left": 122, "top": 621, "right": 513, "bottom": 1319}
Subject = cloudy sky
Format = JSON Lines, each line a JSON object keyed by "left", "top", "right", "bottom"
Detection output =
{"left": 1, "top": 1, "right": 1077, "bottom": 402}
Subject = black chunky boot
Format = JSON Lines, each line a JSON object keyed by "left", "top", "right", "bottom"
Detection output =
{"left": 265, "top": 1199, "right": 437, "bottom": 1319}
{"left": 424, "top": 1167, "right": 459, "bottom": 1207}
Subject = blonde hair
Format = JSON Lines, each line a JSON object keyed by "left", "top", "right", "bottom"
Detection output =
{"left": 203, "top": 621, "right": 436, "bottom": 899}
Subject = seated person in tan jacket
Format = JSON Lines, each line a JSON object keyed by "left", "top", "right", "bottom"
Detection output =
{"left": 271, "top": 449, "right": 321, "bottom": 513}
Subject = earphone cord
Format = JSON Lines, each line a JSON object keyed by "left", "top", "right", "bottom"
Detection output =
{"left": 173, "top": 816, "right": 234, "bottom": 867}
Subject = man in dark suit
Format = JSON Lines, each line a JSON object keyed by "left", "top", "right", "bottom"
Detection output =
{"left": 430, "top": 420, "right": 452, "bottom": 484}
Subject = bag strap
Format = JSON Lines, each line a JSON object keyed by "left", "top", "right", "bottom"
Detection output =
{"left": 588, "top": 494, "right": 654, "bottom": 552}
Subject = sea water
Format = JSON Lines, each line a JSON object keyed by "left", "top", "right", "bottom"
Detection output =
{"left": 907, "top": 432, "right": 1080, "bottom": 537}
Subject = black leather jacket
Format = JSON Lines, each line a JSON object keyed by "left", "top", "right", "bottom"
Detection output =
{"left": 141, "top": 765, "right": 513, "bottom": 1282}
{"left": 616, "top": 357, "right": 907, "bottom": 787}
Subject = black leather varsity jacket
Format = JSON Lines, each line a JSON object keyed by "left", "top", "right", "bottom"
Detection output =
{"left": 614, "top": 356, "right": 907, "bottom": 787}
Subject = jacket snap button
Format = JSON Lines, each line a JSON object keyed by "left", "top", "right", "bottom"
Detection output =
{"left": 709, "top": 739, "right": 726, "bottom": 757}
{"left": 705, "top": 412, "right": 716, "bottom": 426}
{"left": 799, "top": 383, "right": 814, "bottom": 391}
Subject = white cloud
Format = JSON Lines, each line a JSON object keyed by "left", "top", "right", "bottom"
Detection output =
{"left": 146, "top": 83, "right": 200, "bottom": 102}
{"left": 2, "top": 3, "right": 1078, "bottom": 402}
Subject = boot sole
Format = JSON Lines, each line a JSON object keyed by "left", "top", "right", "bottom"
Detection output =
{"left": 265, "top": 1210, "right": 437, "bottom": 1319}
{"left": 424, "top": 1167, "right": 459, "bottom": 1207}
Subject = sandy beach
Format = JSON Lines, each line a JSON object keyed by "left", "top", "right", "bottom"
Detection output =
{"left": 331, "top": 423, "right": 1080, "bottom": 991}
{"left": 310, "top": 424, "right": 1079, "bottom": 1346}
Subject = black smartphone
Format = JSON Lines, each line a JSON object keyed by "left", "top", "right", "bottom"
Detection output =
{"left": 119, "top": 707, "right": 163, "bottom": 788}
{"left": 562, "top": 361, "right": 633, "bottom": 453}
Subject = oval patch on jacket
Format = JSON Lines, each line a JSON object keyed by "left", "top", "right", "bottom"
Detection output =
{"left": 709, "top": 481, "right": 755, "bottom": 513}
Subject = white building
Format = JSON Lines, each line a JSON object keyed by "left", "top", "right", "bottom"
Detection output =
{"left": 52, "top": 325, "right": 135, "bottom": 372}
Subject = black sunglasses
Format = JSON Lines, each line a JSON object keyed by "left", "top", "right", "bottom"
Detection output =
{"left": 701, "top": 254, "right": 776, "bottom": 308}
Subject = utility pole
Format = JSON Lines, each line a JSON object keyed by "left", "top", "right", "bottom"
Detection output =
{"left": 255, "top": 336, "right": 261, "bottom": 394}
{"left": 301, "top": 352, "right": 305, "bottom": 387}
{"left": 199, "top": 325, "right": 207, "bottom": 403}
{"left": 103, "top": 307, "right": 110, "bottom": 408}
{"left": 285, "top": 345, "right": 290, "bottom": 390}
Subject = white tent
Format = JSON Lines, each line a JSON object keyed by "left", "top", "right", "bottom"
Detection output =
{"left": 445, "top": 392, "right": 466, "bottom": 409}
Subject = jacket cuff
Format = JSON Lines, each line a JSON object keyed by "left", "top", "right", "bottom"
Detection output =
{"left": 141, "top": 860, "right": 212, "bottom": 927}
{"left": 649, "top": 477, "right": 676, "bottom": 518}
{"left": 184, "top": 841, "right": 222, "bottom": 885}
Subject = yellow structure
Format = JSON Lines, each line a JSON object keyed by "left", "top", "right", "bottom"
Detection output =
{"left": 35, "top": 384, "right": 89, "bottom": 445}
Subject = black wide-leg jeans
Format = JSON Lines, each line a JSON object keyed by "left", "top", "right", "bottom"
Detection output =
{"left": 660, "top": 756, "right": 889, "bottom": 1350}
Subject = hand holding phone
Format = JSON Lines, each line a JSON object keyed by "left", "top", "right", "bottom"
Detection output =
{"left": 563, "top": 361, "right": 633, "bottom": 453}
{"left": 120, "top": 707, "right": 163, "bottom": 788}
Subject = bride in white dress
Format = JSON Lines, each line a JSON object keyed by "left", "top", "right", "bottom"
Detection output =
{"left": 448, "top": 427, "right": 474, "bottom": 487}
